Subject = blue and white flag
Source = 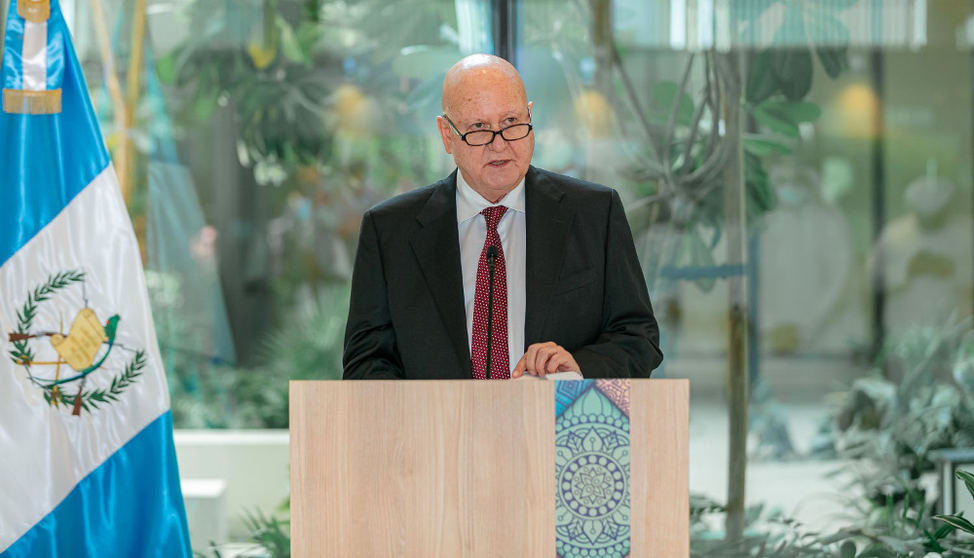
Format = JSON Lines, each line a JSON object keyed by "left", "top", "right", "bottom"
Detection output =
{"left": 0, "top": 1, "right": 192, "bottom": 556}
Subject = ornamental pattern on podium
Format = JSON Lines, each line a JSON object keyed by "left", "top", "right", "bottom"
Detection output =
{"left": 555, "top": 379, "right": 632, "bottom": 558}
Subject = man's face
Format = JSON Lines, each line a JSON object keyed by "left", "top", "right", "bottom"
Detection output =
{"left": 437, "top": 78, "right": 534, "bottom": 203}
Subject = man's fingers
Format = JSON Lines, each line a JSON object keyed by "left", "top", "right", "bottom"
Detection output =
{"left": 519, "top": 343, "right": 551, "bottom": 376}
{"left": 512, "top": 354, "right": 527, "bottom": 378}
{"left": 547, "top": 352, "right": 572, "bottom": 373}
{"left": 521, "top": 345, "right": 540, "bottom": 375}
{"left": 532, "top": 347, "right": 549, "bottom": 375}
{"left": 533, "top": 345, "right": 559, "bottom": 376}
{"left": 515, "top": 342, "right": 577, "bottom": 378}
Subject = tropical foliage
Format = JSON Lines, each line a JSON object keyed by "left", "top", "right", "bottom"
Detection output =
{"left": 823, "top": 318, "right": 974, "bottom": 501}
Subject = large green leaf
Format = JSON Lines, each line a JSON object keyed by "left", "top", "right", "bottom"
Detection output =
{"left": 771, "top": 50, "right": 813, "bottom": 101}
{"left": 958, "top": 469, "right": 974, "bottom": 499}
{"left": 746, "top": 51, "right": 779, "bottom": 104}
{"left": 746, "top": 152, "right": 776, "bottom": 218}
{"left": 296, "top": 20, "right": 323, "bottom": 55}
{"left": 156, "top": 52, "right": 178, "bottom": 84}
{"left": 651, "top": 81, "right": 695, "bottom": 126}
{"left": 743, "top": 135, "right": 792, "bottom": 156}
{"left": 751, "top": 105, "right": 799, "bottom": 137}
{"left": 769, "top": 5, "right": 813, "bottom": 99}
{"left": 193, "top": 66, "right": 220, "bottom": 121}
{"left": 751, "top": 100, "right": 821, "bottom": 138}
{"left": 277, "top": 17, "right": 309, "bottom": 65}
{"left": 934, "top": 514, "right": 974, "bottom": 535}
{"left": 815, "top": 46, "right": 850, "bottom": 79}
{"left": 762, "top": 101, "right": 822, "bottom": 123}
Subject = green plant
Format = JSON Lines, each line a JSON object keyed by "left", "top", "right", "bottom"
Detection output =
{"left": 689, "top": 471, "right": 974, "bottom": 557}
{"left": 227, "top": 282, "right": 349, "bottom": 428}
{"left": 824, "top": 318, "right": 974, "bottom": 501}
{"left": 155, "top": 0, "right": 461, "bottom": 369}
{"left": 620, "top": 48, "right": 844, "bottom": 294}
{"left": 934, "top": 470, "right": 974, "bottom": 540}
{"left": 691, "top": 497, "right": 835, "bottom": 557}
{"left": 240, "top": 510, "right": 290, "bottom": 558}
{"left": 158, "top": 0, "right": 331, "bottom": 170}
{"left": 606, "top": 1, "right": 852, "bottom": 540}
{"left": 157, "top": 0, "right": 454, "bottom": 187}
{"left": 194, "top": 497, "right": 291, "bottom": 558}
{"left": 166, "top": 283, "right": 348, "bottom": 428}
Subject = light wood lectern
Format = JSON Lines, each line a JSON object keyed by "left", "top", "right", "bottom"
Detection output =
{"left": 290, "top": 380, "right": 688, "bottom": 557}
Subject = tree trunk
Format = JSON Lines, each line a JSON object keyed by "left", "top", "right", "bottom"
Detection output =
{"left": 592, "top": 0, "right": 612, "bottom": 88}
{"left": 719, "top": 50, "right": 749, "bottom": 543}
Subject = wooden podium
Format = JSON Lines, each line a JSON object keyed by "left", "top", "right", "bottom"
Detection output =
{"left": 289, "top": 380, "right": 688, "bottom": 557}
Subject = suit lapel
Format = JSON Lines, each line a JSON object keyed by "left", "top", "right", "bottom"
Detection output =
{"left": 525, "top": 166, "right": 575, "bottom": 348}
{"left": 409, "top": 172, "right": 471, "bottom": 376}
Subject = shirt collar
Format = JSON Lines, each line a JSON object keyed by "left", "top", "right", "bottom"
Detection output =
{"left": 455, "top": 169, "right": 526, "bottom": 224}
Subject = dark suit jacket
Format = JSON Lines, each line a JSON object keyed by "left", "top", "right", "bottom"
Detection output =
{"left": 342, "top": 166, "right": 662, "bottom": 379}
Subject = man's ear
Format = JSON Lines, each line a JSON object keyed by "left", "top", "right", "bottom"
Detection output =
{"left": 436, "top": 116, "right": 454, "bottom": 155}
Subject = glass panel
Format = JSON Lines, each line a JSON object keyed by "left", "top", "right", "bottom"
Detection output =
{"left": 518, "top": 0, "right": 974, "bottom": 552}
{"left": 66, "top": 0, "right": 491, "bottom": 547}
{"left": 70, "top": 0, "right": 492, "bottom": 431}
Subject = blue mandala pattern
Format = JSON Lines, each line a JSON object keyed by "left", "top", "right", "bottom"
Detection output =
{"left": 555, "top": 384, "right": 630, "bottom": 558}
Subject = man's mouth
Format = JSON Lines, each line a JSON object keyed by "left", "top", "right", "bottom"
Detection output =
{"left": 488, "top": 159, "right": 511, "bottom": 167}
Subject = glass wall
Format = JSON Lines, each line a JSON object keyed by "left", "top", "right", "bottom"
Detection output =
{"left": 516, "top": 0, "right": 974, "bottom": 552}
{"left": 56, "top": 0, "right": 495, "bottom": 430}
{"left": 26, "top": 0, "right": 974, "bottom": 553}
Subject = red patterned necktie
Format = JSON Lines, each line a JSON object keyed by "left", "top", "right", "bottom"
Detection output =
{"left": 471, "top": 206, "right": 510, "bottom": 380}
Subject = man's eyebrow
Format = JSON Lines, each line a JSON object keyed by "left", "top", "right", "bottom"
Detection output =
{"left": 479, "top": 111, "right": 523, "bottom": 122}
{"left": 460, "top": 111, "right": 523, "bottom": 128}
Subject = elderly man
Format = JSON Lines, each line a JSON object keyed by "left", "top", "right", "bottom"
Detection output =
{"left": 342, "top": 54, "right": 662, "bottom": 380}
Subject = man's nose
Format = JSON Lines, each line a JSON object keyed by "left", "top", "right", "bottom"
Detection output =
{"left": 487, "top": 130, "right": 509, "bottom": 151}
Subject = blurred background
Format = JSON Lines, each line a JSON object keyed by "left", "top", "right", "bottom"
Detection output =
{"left": 6, "top": 0, "right": 974, "bottom": 555}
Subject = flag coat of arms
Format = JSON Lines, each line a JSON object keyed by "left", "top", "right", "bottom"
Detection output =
{"left": 0, "top": 0, "right": 192, "bottom": 555}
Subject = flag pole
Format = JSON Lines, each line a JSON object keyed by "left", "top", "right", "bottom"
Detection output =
{"left": 119, "top": 0, "right": 147, "bottom": 207}
{"left": 86, "top": 0, "right": 127, "bottom": 163}
{"left": 0, "top": 0, "right": 7, "bottom": 56}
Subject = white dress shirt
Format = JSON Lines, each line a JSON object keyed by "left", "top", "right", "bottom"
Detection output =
{"left": 456, "top": 170, "right": 526, "bottom": 376}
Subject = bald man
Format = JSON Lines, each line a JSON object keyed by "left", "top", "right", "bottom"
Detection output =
{"left": 342, "top": 54, "right": 662, "bottom": 380}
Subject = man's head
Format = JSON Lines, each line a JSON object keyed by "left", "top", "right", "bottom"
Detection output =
{"left": 437, "top": 54, "right": 534, "bottom": 203}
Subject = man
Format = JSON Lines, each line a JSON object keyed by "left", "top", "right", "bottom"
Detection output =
{"left": 342, "top": 54, "right": 661, "bottom": 380}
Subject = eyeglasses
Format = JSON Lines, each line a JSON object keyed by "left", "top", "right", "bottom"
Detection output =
{"left": 442, "top": 114, "right": 533, "bottom": 147}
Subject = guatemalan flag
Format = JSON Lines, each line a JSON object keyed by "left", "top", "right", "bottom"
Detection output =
{"left": 0, "top": 0, "right": 192, "bottom": 556}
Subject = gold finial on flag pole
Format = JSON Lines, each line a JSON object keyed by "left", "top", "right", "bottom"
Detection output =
{"left": 2, "top": 88, "right": 60, "bottom": 114}
{"left": 17, "top": 0, "right": 49, "bottom": 23}
{"left": 3, "top": 0, "right": 60, "bottom": 114}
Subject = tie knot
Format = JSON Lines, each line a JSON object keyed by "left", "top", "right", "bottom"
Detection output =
{"left": 481, "top": 206, "right": 507, "bottom": 231}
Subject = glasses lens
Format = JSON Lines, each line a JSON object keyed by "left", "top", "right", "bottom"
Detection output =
{"left": 501, "top": 124, "right": 531, "bottom": 141}
{"left": 464, "top": 131, "right": 494, "bottom": 146}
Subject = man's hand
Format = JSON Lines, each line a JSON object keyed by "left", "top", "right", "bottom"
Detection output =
{"left": 512, "top": 342, "right": 580, "bottom": 378}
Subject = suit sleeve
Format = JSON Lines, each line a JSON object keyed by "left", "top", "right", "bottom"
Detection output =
{"left": 342, "top": 210, "right": 405, "bottom": 379}
{"left": 572, "top": 190, "right": 663, "bottom": 378}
